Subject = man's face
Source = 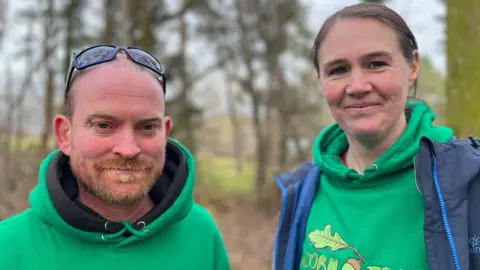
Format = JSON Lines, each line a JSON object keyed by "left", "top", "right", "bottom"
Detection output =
{"left": 55, "top": 54, "right": 172, "bottom": 205}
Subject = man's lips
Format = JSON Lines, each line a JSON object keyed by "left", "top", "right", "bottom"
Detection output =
{"left": 103, "top": 168, "right": 147, "bottom": 172}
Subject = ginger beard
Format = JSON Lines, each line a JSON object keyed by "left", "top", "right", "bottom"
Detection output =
{"left": 69, "top": 146, "right": 164, "bottom": 206}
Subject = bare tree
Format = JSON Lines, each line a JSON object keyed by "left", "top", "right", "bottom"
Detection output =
{"left": 0, "top": 0, "right": 8, "bottom": 43}
{"left": 197, "top": 0, "right": 312, "bottom": 202}
{"left": 2, "top": 62, "right": 14, "bottom": 191}
{"left": 40, "top": 0, "right": 56, "bottom": 157}
{"left": 226, "top": 75, "right": 244, "bottom": 173}
{"left": 13, "top": 17, "right": 35, "bottom": 151}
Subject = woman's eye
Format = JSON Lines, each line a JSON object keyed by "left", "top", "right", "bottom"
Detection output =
{"left": 328, "top": 67, "right": 348, "bottom": 76}
{"left": 367, "top": 61, "right": 386, "bottom": 69}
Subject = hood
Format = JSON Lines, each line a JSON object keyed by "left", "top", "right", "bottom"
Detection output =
{"left": 29, "top": 138, "right": 195, "bottom": 246}
{"left": 313, "top": 101, "right": 453, "bottom": 187}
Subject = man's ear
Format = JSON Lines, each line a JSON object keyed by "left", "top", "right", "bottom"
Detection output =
{"left": 164, "top": 116, "right": 172, "bottom": 139}
{"left": 54, "top": 115, "right": 72, "bottom": 155}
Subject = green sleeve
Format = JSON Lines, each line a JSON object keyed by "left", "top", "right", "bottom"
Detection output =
{"left": 214, "top": 228, "right": 231, "bottom": 270}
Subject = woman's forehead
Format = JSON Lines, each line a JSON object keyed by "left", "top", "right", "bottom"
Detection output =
{"left": 318, "top": 18, "right": 401, "bottom": 64}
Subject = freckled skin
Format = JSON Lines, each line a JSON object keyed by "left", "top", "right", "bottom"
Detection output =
{"left": 54, "top": 52, "right": 172, "bottom": 220}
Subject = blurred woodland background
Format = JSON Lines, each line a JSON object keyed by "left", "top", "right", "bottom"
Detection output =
{"left": 0, "top": 0, "right": 477, "bottom": 268}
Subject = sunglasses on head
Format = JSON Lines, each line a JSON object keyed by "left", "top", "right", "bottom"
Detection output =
{"left": 64, "top": 44, "right": 167, "bottom": 96}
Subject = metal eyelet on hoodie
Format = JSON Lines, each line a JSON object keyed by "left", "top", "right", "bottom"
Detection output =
{"left": 137, "top": 221, "right": 146, "bottom": 229}
{"left": 137, "top": 221, "right": 150, "bottom": 235}
{"left": 101, "top": 221, "right": 150, "bottom": 240}
{"left": 372, "top": 164, "right": 378, "bottom": 170}
{"left": 102, "top": 222, "right": 111, "bottom": 240}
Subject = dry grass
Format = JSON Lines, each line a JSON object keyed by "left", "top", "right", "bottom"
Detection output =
{"left": 207, "top": 202, "right": 278, "bottom": 270}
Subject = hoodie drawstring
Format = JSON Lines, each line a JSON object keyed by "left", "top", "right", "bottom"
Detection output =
{"left": 101, "top": 221, "right": 150, "bottom": 241}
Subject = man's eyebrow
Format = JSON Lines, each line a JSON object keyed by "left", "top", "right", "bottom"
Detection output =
{"left": 137, "top": 117, "right": 163, "bottom": 123}
{"left": 85, "top": 114, "right": 163, "bottom": 123}
{"left": 85, "top": 113, "right": 119, "bottom": 122}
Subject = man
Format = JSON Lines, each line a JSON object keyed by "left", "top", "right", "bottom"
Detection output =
{"left": 0, "top": 45, "right": 230, "bottom": 269}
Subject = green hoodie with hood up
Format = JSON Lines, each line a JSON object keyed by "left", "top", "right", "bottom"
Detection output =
{"left": 298, "top": 102, "right": 453, "bottom": 270}
{"left": 0, "top": 138, "right": 230, "bottom": 270}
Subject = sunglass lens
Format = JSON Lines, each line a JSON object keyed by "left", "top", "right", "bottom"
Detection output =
{"left": 128, "top": 49, "right": 163, "bottom": 73}
{"left": 76, "top": 46, "right": 116, "bottom": 69}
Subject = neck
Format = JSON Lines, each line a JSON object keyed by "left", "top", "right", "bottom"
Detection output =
{"left": 345, "top": 116, "right": 407, "bottom": 174}
{"left": 77, "top": 185, "right": 154, "bottom": 223}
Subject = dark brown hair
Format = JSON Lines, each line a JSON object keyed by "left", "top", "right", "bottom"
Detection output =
{"left": 311, "top": 3, "right": 420, "bottom": 118}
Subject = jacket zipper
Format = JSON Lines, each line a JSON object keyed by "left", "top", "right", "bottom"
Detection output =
{"left": 431, "top": 153, "right": 461, "bottom": 270}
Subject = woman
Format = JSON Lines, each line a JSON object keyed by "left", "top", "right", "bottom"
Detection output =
{"left": 273, "top": 3, "right": 480, "bottom": 270}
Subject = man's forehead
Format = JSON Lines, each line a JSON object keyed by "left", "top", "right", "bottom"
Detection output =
{"left": 69, "top": 53, "right": 164, "bottom": 92}
{"left": 70, "top": 63, "right": 165, "bottom": 104}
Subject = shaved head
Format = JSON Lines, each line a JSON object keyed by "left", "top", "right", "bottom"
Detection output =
{"left": 65, "top": 51, "right": 165, "bottom": 117}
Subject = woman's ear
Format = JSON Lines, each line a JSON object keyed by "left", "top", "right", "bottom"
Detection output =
{"left": 408, "top": 49, "right": 420, "bottom": 88}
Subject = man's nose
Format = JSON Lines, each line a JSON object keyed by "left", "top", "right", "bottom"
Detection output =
{"left": 345, "top": 69, "right": 373, "bottom": 96}
{"left": 112, "top": 131, "right": 141, "bottom": 158}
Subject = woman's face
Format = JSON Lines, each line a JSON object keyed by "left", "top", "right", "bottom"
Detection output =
{"left": 317, "top": 18, "right": 418, "bottom": 141}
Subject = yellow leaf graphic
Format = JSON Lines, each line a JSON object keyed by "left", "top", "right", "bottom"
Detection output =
{"left": 308, "top": 224, "right": 349, "bottom": 251}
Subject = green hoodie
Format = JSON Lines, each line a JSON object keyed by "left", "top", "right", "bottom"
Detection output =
{"left": 299, "top": 102, "right": 453, "bottom": 270}
{"left": 0, "top": 139, "right": 230, "bottom": 270}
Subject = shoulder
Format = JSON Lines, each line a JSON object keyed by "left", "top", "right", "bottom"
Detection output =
{"left": 424, "top": 136, "right": 480, "bottom": 168}
{"left": 0, "top": 208, "right": 37, "bottom": 234}
{"left": 275, "top": 160, "right": 317, "bottom": 190}
{"left": 0, "top": 209, "right": 38, "bottom": 256}
{"left": 417, "top": 136, "right": 480, "bottom": 194}
{"left": 185, "top": 203, "right": 222, "bottom": 232}
{"left": 421, "top": 136, "right": 480, "bottom": 156}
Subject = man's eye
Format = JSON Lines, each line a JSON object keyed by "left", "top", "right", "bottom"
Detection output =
{"left": 144, "top": 125, "right": 155, "bottom": 131}
{"left": 91, "top": 122, "right": 112, "bottom": 130}
{"left": 96, "top": 123, "right": 110, "bottom": 129}
{"left": 142, "top": 124, "right": 162, "bottom": 132}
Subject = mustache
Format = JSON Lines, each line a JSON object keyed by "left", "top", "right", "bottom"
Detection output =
{"left": 93, "top": 157, "right": 152, "bottom": 172}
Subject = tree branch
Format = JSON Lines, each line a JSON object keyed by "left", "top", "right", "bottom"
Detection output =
{"left": 2, "top": 43, "right": 59, "bottom": 123}
{"left": 155, "top": 0, "right": 197, "bottom": 24}
{"left": 166, "top": 57, "right": 228, "bottom": 107}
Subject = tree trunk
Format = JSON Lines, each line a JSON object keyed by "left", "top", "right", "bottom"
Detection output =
{"left": 138, "top": 0, "right": 153, "bottom": 51}
{"left": 251, "top": 94, "right": 267, "bottom": 194}
{"left": 41, "top": 68, "right": 54, "bottom": 157}
{"left": 118, "top": 0, "right": 132, "bottom": 45}
{"left": 2, "top": 63, "right": 14, "bottom": 191}
{"left": 445, "top": 0, "right": 480, "bottom": 137}
{"left": 226, "top": 77, "right": 243, "bottom": 174}
{"left": 234, "top": 0, "right": 268, "bottom": 197}
{"left": 103, "top": 0, "right": 114, "bottom": 44}
{"left": 63, "top": 0, "right": 77, "bottom": 75}
{"left": 178, "top": 14, "right": 196, "bottom": 155}
{"left": 40, "top": 0, "right": 55, "bottom": 157}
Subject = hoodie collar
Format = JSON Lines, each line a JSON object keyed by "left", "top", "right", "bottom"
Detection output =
{"left": 313, "top": 101, "right": 453, "bottom": 187}
{"left": 29, "top": 138, "right": 195, "bottom": 245}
